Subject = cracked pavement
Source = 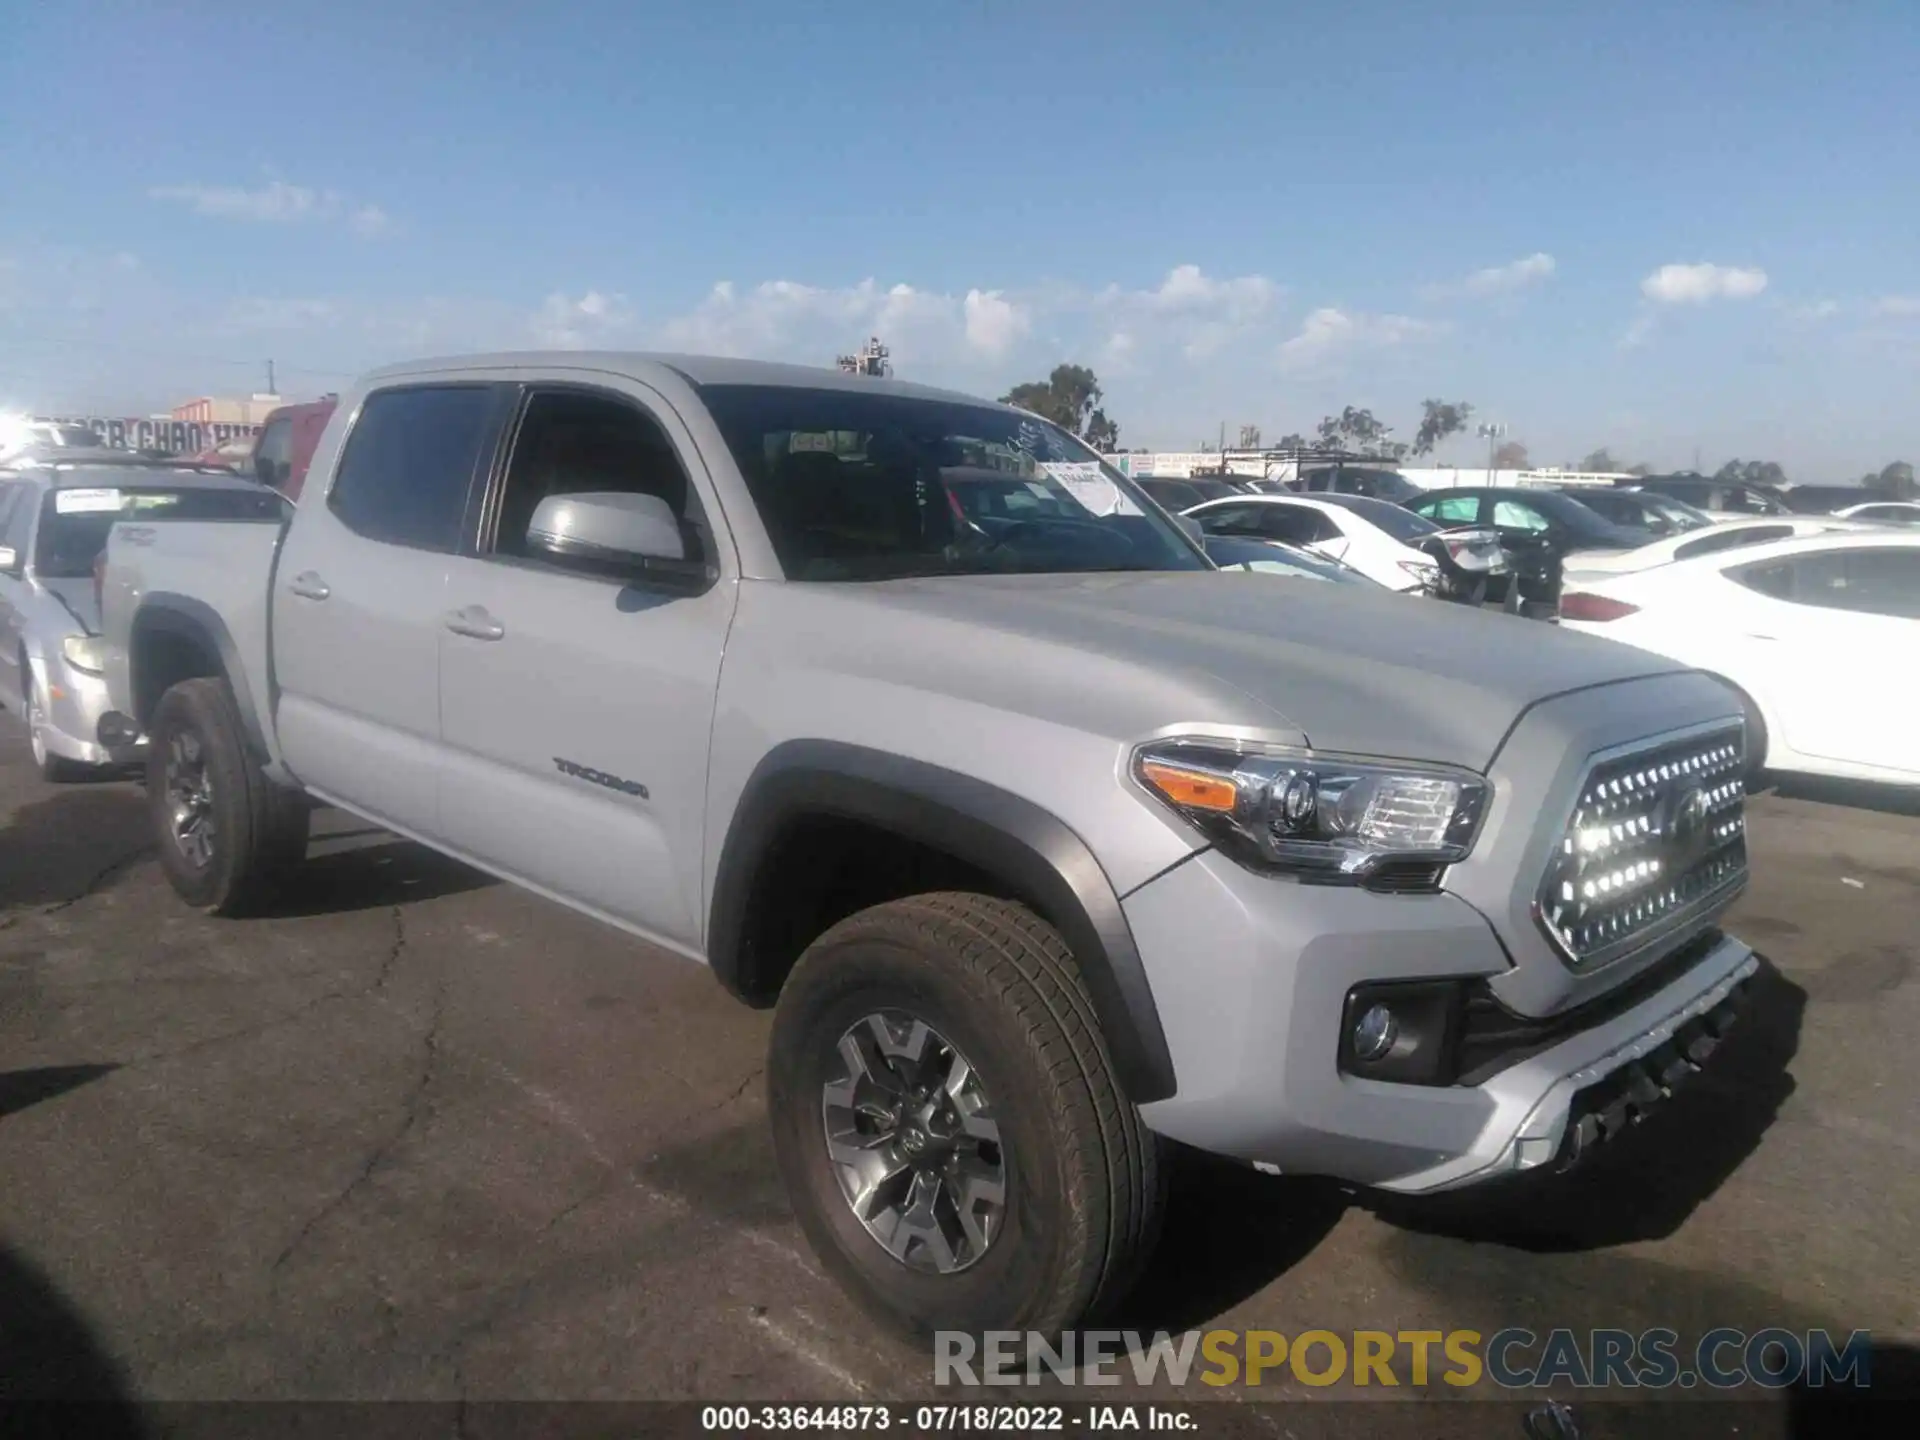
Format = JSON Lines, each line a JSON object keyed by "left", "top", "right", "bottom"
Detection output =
{"left": 0, "top": 708, "right": 1915, "bottom": 1418}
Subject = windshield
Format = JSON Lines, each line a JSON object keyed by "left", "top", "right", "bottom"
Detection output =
{"left": 1517, "top": 488, "right": 1641, "bottom": 542}
{"left": 1315, "top": 492, "right": 1440, "bottom": 541}
{"left": 698, "top": 385, "right": 1208, "bottom": 580}
{"left": 35, "top": 484, "right": 288, "bottom": 577}
{"left": 1643, "top": 494, "right": 1713, "bottom": 529}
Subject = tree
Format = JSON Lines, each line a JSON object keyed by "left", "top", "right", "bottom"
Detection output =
{"left": 1713, "top": 458, "right": 1789, "bottom": 488}
{"left": 1412, "top": 400, "right": 1474, "bottom": 457}
{"left": 1315, "top": 406, "right": 1408, "bottom": 460}
{"left": 1000, "top": 364, "right": 1118, "bottom": 449}
{"left": 1493, "top": 440, "right": 1530, "bottom": 469}
{"left": 1275, "top": 432, "right": 1309, "bottom": 450}
{"left": 1578, "top": 448, "right": 1622, "bottom": 473}
{"left": 1872, "top": 461, "right": 1915, "bottom": 499}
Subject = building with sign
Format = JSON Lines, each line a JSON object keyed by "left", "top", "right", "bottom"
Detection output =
{"left": 173, "top": 394, "right": 283, "bottom": 426}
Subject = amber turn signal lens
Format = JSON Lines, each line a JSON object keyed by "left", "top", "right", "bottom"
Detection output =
{"left": 1140, "top": 760, "right": 1239, "bottom": 813}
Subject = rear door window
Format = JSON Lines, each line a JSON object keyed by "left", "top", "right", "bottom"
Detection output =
{"left": 328, "top": 385, "right": 502, "bottom": 553}
{"left": 1729, "top": 547, "right": 1920, "bottom": 619}
{"left": 1192, "top": 502, "right": 1268, "bottom": 536}
{"left": 1256, "top": 505, "right": 1337, "bottom": 545}
{"left": 1416, "top": 493, "right": 1482, "bottom": 526}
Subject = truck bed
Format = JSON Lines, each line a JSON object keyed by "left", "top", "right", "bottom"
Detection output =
{"left": 100, "top": 516, "right": 288, "bottom": 754}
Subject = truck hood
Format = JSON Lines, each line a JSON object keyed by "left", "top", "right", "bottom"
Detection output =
{"left": 832, "top": 571, "right": 1690, "bottom": 771}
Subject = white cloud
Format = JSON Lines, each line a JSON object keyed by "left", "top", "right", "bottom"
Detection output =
{"left": 149, "top": 180, "right": 394, "bottom": 237}
{"left": 1789, "top": 299, "right": 1841, "bottom": 322}
{"left": 1872, "top": 295, "right": 1920, "bottom": 317}
{"left": 532, "top": 289, "right": 634, "bottom": 347}
{"left": 1087, "top": 264, "right": 1280, "bottom": 361}
{"left": 1640, "top": 262, "right": 1768, "bottom": 304}
{"left": 222, "top": 297, "right": 342, "bottom": 332}
{"left": 654, "top": 276, "right": 1031, "bottom": 368}
{"left": 962, "top": 288, "right": 1030, "bottom": 357}
{"left": 1432, "top": 252, "right": 1556, "bottom": 299}
{"left": 1276, "top": 307, "right": 1433, "bottom": 370}
{"left": 1619, "top": 312, "right": 1658, "bottom": 350}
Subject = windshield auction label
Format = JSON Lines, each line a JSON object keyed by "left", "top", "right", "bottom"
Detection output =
{"left": 1040, "top": 462, "right": 1144, "bottom": 518}
{"left": 54, "top": 488, "right": 124, "bottom": 514}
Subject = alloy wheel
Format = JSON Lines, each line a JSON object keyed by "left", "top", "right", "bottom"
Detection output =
{"left": 821, "top": 1010, "right": 1006, "bottom": 1275}
{"left": 166, "top": 729, "right": 216, "bottom": 869}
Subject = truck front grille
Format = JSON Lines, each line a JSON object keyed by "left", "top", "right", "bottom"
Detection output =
{"left": 1536, "top": 722, "right": 1748, "bottom": 969}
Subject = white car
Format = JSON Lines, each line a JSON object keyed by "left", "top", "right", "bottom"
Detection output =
{"left": 1563, "top": 516, "right": 1875, "bottom": 583}
{"left": 1183, "top": 493, "right": 1450, "bottom": 594}
{"left": 1559, "top": 530, "right": 1920, "bottom": 785}
{"left": 1834, "top": 500, "right": 1920, "bottom": 527}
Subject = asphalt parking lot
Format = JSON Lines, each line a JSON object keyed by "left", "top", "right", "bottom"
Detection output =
{"left": 2, "top": 708, "right": 1916, "bottom": 1429}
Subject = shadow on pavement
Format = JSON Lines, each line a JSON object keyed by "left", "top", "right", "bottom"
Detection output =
{"left": 0, "top": 787, "right": 148, "bottom": 913}
{"left": 0, "top": 1064, "right": 118, "bottom": 1120}
{"left": 0, "top": 1240, "right": 147, "bottom": 1434}
{"left": 1115, "top": 1158, "right": 1347, "bottom": 1335}
{"left": 264, "top": 839, "right": 496, "bottom": 918}
{"left": 1370, "top": 959, "right": 1804, "bottom": 1252}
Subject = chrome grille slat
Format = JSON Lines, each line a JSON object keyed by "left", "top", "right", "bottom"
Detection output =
{"left": 1536, "top": 722, "right": 1749, "bottom": 969}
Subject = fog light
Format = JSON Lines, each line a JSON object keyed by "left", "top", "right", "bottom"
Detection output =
{"left": 1352, "top": 1004, "right": 1398, "bottom": 1061}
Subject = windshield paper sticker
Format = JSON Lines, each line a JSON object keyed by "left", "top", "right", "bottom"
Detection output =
{"left": 1039, "top": 462, "right": 1143, "bottom": 517}
{"left": 54, "top": 488, "right": 124, "bottom": 514}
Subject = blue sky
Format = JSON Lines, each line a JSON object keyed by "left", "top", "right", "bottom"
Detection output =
{"left": 3, "top": 0, "right": 1916, "bottom": 477}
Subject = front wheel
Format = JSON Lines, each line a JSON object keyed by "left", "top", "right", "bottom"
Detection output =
{"left": 767, "top": 893, "right": 1165, "bottom": 1338}
{"left": 24, "top": 672, "right": 89, "bottom": 783}
{"left": 146, "top": 677, "right": 309, "bottom": 914}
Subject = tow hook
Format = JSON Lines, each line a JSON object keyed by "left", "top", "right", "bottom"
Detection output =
{"left": 1523, "top": 1400, "right": 1581, "bottom": 1440}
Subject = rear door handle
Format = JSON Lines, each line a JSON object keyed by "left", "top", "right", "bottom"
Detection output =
{"left": 444, "top": 606, "right": 505, "bottom": 641}
{"left": 287, "top": 572, "right": 330, "bottom": 601}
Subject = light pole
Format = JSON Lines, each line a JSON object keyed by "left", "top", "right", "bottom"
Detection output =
{"left": 1477, "top": 422, "right": 1508, "bottom": 485}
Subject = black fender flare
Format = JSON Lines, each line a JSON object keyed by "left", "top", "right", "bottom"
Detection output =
{"left": 708, "top": 740, "right": 1178, "bottom": 1104}
{"left": 130, "top": 593, "right": 273, "bottom": 765}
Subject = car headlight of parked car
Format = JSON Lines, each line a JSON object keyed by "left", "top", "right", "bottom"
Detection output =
{"left": 62, "top": 635, "right": 108, "bottom": 675}
{"left": 1133, "top": 738, "right": 1489, "bottom": 884}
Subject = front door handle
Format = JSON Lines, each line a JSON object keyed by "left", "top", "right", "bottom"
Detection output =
{"left": 287, "top": 571, "right": 330, "bottom": 601}
{"left": 444, "top": 606, "right": 505, "bottom": 641}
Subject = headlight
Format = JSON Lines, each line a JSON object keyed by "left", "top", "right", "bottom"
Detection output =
{"left": 62, "top": 635, "right": 107, "bottom": 675}
{"left": 1133, "top": 738, "right": 1490, "bottom": 884}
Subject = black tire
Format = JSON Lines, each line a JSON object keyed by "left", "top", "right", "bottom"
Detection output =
{"left": 767, "top": 892, "right": 1166, "bottom": 1339}
{"left": 1713, "top": 677, "right": 1770, "bottom": 784}
{"left": 146, "top": 677, "right": 309, "bottom": 915}
{"left": 22, "top": 663, "right": 89, "bottom": 783}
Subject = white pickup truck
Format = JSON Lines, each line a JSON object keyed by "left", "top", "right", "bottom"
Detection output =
{"left": 98, "top": 352, "right": 1758, "bottom": 1337}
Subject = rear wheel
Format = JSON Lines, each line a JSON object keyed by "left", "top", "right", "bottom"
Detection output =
{"left": 146, "top": 677, "right": 309, "bottom": 914}
{"left": 768, "top": 893, "right": 1165, "bottom": 1338}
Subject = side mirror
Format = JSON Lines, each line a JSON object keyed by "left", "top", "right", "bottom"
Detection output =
{"left": 526, "top": 491, "right": 708, "bottom": 590}
{"left": 0, "top": 545, "right": 17, "bottom": 576}
{"left": 1177, "top": 515, "right": 1205, "bottom": 543}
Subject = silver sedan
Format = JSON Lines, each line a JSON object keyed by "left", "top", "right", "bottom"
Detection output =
{"left": 0, "top": 458, "right": 287, "bottom": 779}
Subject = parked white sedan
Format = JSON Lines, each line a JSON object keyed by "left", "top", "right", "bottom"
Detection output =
{"left": 1563, "top": 515, "right": 1875, "bottom": 584}
{"left": 1559, "top": 530, "right": 1920, "bottom": 785}
{"left": 1183, "top": 493, "right": 1444, "bottom": 593}
{"left": 1834, "top": 500, "right": 1920, "bottom": 527}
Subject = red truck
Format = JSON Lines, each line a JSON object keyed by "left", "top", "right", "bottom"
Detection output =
{"left": 249, "top": 396, "right": 337, "bottom": 500}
